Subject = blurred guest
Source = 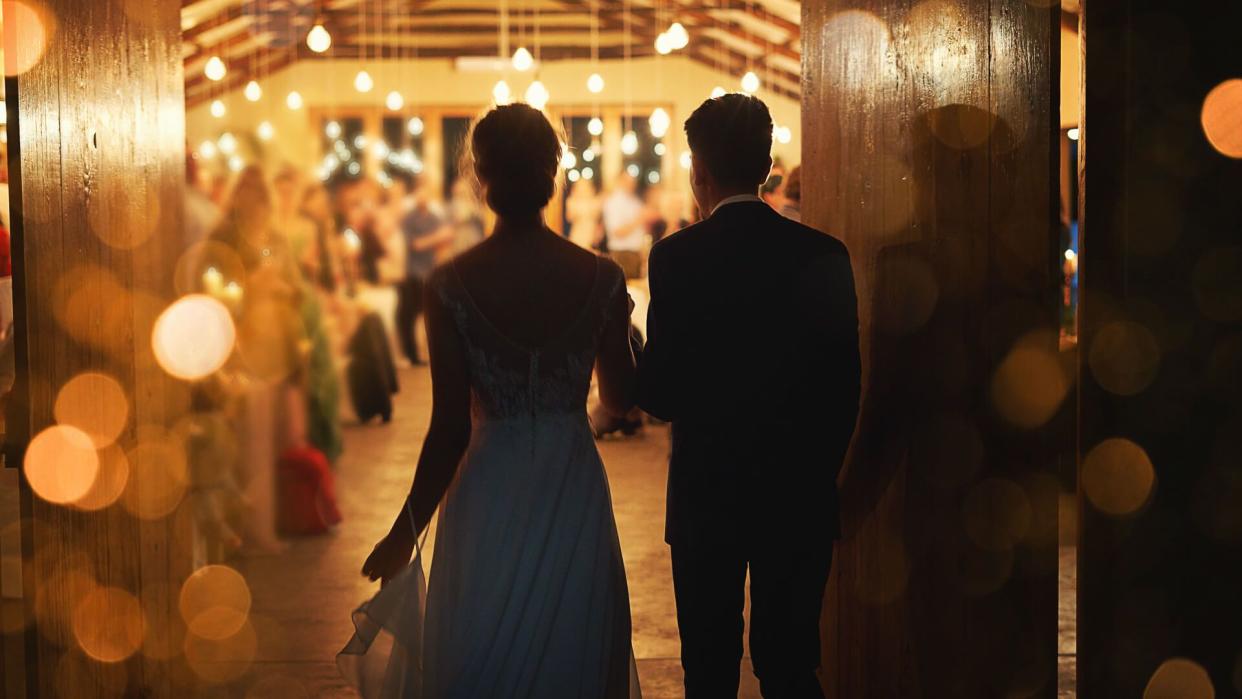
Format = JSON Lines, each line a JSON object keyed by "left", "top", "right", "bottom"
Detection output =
{"left": 397, "top": 175, "right": 453, "bottom": 364}
{"left": 602, "top": 172, "right": 647, "bottom": 279}
{"left": 184, "top": 149, "right": 221, "bottom": 251}
{"left": 780, "top": 165, "right": 802, "bottom": 222}
{"left": 272, "top": 167, "right": 318, "bottom": 272}
{"left": 449, "top": 177, "right": 487, "bottom": 254}
{"left": 566, "top": 178, "right": 603, "bottom": 250}
{"left": 298, "top": 184, "right": 344, "bottom": 294}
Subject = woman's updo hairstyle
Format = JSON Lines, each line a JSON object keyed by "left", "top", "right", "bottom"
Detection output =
{"left": 469, "top": 103, "right": 561, "bottom": 217}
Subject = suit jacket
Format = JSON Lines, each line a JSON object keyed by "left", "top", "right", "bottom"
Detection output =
{"left": 636, "top": 200, "right": 861, "bottom": 549}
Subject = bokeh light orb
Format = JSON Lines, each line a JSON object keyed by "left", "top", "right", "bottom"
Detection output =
{"left": 1202, "top": 79, "right": 1242, "bottom": 159}
{"left": 54, "top": 372, "right": 129, "bottom": 448}
{"left": 24, "top": 425, "right": 99, "bottom": 505}
{"left": 72, "top": 444, "right": 130, "bottom": 512}
{"left": 1088, "top": 321, "right": 1161, "bottom": 396}
{"left": 991, "top": 338, "right": 1070, "bottom": 429}
{"left": 180, "top": 565, "right": 252, "bottom": 641}
{"left": 152, "top": 294, "right": 236, "bottom": 381}
{"left": 1082, "top": 438, "right": 1156, "bottom": 517}
{"left": 122, "top": 433, "right": 188, "bottom": 520}
{"left": 2, "top": 1, "right": 55, "bottom": 76}
{"left": 1145, "top": 657, "right": 1214, "bottom": 699}
{"left": 72, "top": 586, "right": 146, "bottom": 663}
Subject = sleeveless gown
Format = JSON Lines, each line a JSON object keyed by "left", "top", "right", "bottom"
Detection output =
{"left": 339, "top": 256, "right": 641, "bottom": 698}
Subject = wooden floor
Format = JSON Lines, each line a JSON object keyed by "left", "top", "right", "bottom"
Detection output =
{"left": 231, "top": 365, "right": 763, "bottom": 698}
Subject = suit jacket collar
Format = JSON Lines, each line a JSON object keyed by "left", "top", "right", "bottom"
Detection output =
{"left": 709, "top": 194, "right": 765, "bottom": 217}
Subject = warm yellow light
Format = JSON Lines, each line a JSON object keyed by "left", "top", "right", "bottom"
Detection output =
{"left": 710, "top": 86, "right": 726, "bottom": 99}
{"left": 210, "top": 99, "right": 226, "bottom": 118}
{"left": 285, "top": 90, "right": 303, "bottom": 110}
{"left": 24, "top": 426, "right": 100, "bottom": 505}
{"left": 257, "top": 120, "right": 274, "bottom": 141}
{"left": 525, "top": 80, "right": 549, "bottom": 110}
{"left": 152, "top": 294, "right": 236, "bottom": 381}
{"left": 620, "top": 131, "right": 638, "bottom": 155}
{"left": 243, "top": 80, "right": 261, "bottom": 102}
{"left": 1082, "top": 438, "right": 1155, "bottom": 517}
{"left": 73, "top": 445, "right": 129, "bottom": 512}
{"left": 407, "top": 116, "right": 424, "bottom": 136}
{"left": 180, "top": 565, "right": 252, "bottom": 641}
{"left": 588, "top": 116, "right": 604, "bottom": 136}
{"left": 198, "top": 140, "right": 217, "bottom": 159}
{"left": 385, "top": 90, "right": 404, "bottom": 111}
{"left": 217, "top": 132, "right": 237, "bottom": 155}
{"left": 204, "top": 56, "right": 226, "bottom": 81}
{"left": 2, "top": 0, "right": 51, "bottom": 77}
{"left": 1202, "top": 78, "right": 1242, "bottom": 159}
{"left": 492, "top": 79, "right": 511, "bottom": 105}
{"left": 560, "top": 148, "right": 577, "bottom": 170}
{"left": 512, "top": 46, "right": 534, "bottom": 72}
{"left": 354, "top": 69, "right": 374, "bottom": 93}
{"left": 306, "top": 23, "right": 332, "bottom": 53}
{"left": 774, "top": 125, "right": 793, "bottom": 144}
{"left": 667, "top": 22, "right": 689, "bottom": 49}
{"left": 741, "top": 71, "right": 760, "bottom": 94}
{"left": 587, "top": 73, "right": 605, "bottom": 93}
{"left": 649, "top": 108, "right": 670, "bottom": 139}
{"left": 121, "top": 431, "right": 188, "bottom": 520}
{"left": 228, "top": 155, "right": 244, "bottom": 172}
{"left": 1067, "top": 127, "right": 1079, "bottom": 141}
{"left": 655, "top": 32, "right": 674, "bottom": 55}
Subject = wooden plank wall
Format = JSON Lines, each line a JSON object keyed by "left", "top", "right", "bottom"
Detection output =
{"left": 801, "top": 1, "right": 1060, "bottom": 696}
{"left": 5, "top": 0, "right": 190, "bottom": 695}
{"left": 1078, "top": 1, "right": 1242, "bottom": 695}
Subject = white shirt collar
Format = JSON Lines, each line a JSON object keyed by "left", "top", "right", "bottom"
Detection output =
{"left": 709, "top": 194, "right": 765, "bottom": 217}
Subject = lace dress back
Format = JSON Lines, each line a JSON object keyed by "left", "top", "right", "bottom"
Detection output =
{"left": 340, "top": 255, "right": 641, "bottom": 699}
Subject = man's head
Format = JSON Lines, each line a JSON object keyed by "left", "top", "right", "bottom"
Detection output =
{"left": 684, "top": 93, "right": 773, "bottom": 213}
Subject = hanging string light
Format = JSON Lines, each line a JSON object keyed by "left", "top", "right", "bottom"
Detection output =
{"left": 257, "top": 120, "right": 275, "bottom": 141}
{"left": 244, "top": 80, "right": 262, "bottom": 102}
{"left": 588, "top": 116, "right": 604, "bottom": 136}
{"left": 526, "top": 80, "right": 549, "bottom": 109}
{"left": 666, "top": 22, "right": 689, "bottom": 49}
{"left": 204, "top": 56, "right": 226, "bottom": 81}
{"left": 588, "top": 72, "right": 604, "bottom": 93}
{"left": 649, "top": 107, "right": 670, "bottom": 139}
{"left": 210, "top": 99, "right": 226, "bottom": 118}
{"left": 741, "top": 71, "right": 760, "bottom": 94}
{"left": 620, "top": 130, "right": 638, "bottom": 155}
{"left": 512, "top": 46, "right": 533, "bottom": 72}
{"left": 286, "top": 90, "right": 304, "bottom": 109}
{"left": 355, "top": 0, "right": 372, "bottom": 93}
{"left": 307, "top": 22, "right": 331, "bottom": 53}
{"left": 493, "top": 80, "right": 512, "bottom": 105}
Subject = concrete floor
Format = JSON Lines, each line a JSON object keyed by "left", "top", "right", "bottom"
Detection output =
{"left": 233, "top": 366, "right": 763, "bottom": 698}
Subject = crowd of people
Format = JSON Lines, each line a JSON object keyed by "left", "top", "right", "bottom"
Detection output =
{"left": 177, "top": 141, "right": 803, "bottom": 557}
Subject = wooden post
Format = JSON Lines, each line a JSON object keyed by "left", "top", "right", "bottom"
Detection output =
{"left": 802, "top": 1, "right": 1061, "bottom": 695}
{"left": 4, "top": 0, "right": 191, "bottom": 694}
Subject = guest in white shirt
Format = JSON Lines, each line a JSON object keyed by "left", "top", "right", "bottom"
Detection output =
{"left": 602, "top": 173, "right": 648, "bottom": 278}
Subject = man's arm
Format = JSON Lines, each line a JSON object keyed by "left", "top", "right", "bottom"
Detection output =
{"left": 635, "top": 245, "right": 677, "bottom": 421}
{"left": 802, "top": 247, "right": 861, "bottom": 474}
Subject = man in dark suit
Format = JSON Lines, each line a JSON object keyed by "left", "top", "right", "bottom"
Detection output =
{"left": 636, "top": 94, "right": 861, "bottom": 698}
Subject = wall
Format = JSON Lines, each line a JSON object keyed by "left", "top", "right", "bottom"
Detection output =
{"left": 802, "top": 1, "right": 1060, "bottom": 696}
{"left": 185, "top": 55, "right": 803, "bottom": 186}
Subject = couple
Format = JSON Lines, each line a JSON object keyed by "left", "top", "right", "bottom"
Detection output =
{"left": 339, "top": 94, "right": 861, "bottom": 699}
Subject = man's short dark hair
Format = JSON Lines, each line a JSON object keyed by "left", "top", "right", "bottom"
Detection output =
{"left": 684, "top": 93, "right": 773, "bottom": 190}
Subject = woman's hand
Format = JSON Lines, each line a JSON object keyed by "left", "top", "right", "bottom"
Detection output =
{"left": 361, "top": 530, "right": 414, "bottom": 585}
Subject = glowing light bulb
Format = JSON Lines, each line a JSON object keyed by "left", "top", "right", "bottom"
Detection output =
{"left": 627, "top": 163, "right": 641, "bottom": 177}
{"left": 325, "top": 120, "right": 342, "bottom": 139}
{"left": 648, "top": 107, "right": 670, "bottom": 139}
{"left": 741, "top": 71, "right": 760, "bottom": 94}
{"left": 198, "top": 140, "right": 217, "bottom": 159}
{"left": 587, "top": 73, "right": 605, "bottom": 93}
{"left": 407, "top": 116, "right": 424, "bottom": 136}
{"left": 354, "top": 69, "right": 374, "bottom": 93}
{"left": 228, "top": 155, "right": 243, "bottom": 172}
{"left": 152, "top": 295, "right": 235, "bottom": 380}
{"left": 655, "top": 32, "right": 673, "bottom": 55}
{"left": 385, "top": 90, "right": 404, "bottom": 111}
{"left": 710, "top": 86, "right": 726, "bottom": 99}
{"left": 525, "top": 80, "right": 549, "bottom": 110}
{"left": 306, "top": 23, "right": 332, "bottom": 53}
{"left": 210, "top": 100, "right": 226, "bottom": 118}
{"left": 679, "top": 150, "right": 692, "bottom": 170}
{"left": 492, "top": 79, "right": 512, "bottom": 105}
{"left": 583, "top": 148, "right": 595, "bottom": 162}
{"left": 512, "top": 46, "right": 533, "bottom": 72}
{"left": 257, "top": 120, "right": 274, "bottom": 141}
{"left": 243, "top": 80, "right": 261, "bottom": 102}
{"left": 372, "top": 141, "right": 390, "bottom": 160}
{"left": 568, "top": 169, "right": 580, "bottom": 182}
{"left": 285, "top": 91, "right": 303, "bottom": 110}
{"left": 560, "top": 148, "right": 577, "bottom": 169}
{"left": 647, "top": 170, "right": 661, "bottom": 184}
{"left": 654, "top": 142, "right": 666, "bottom": 156}
{"left": 620, "top": 130, "right": 638, "bottom": 155}
{"left": 587, "top": 116, "right": 604, "bottom": 136}
{"left": 582, "top": 166, "right": 594, "bottom": 180}
{"left": 667, "top": 22, "right": 689, "bottom": 49}
{"left": 204, "top": 56, "right": 226, "bottom": 81}
{"left": 774, "top": 125, "right": 792, "bottom": 144}
{"left": 353, "top": 134, "right": 368, "bottom": 150}
{"left": 1068, "top": 127, "right": 1079, "bottom": 141}
{"left": 217, "top": 132, "right": 237, "bottom": 155}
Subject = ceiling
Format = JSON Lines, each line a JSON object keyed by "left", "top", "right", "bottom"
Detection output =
{"left": 181, "top": 0, "right": 804, "bottom": 106}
